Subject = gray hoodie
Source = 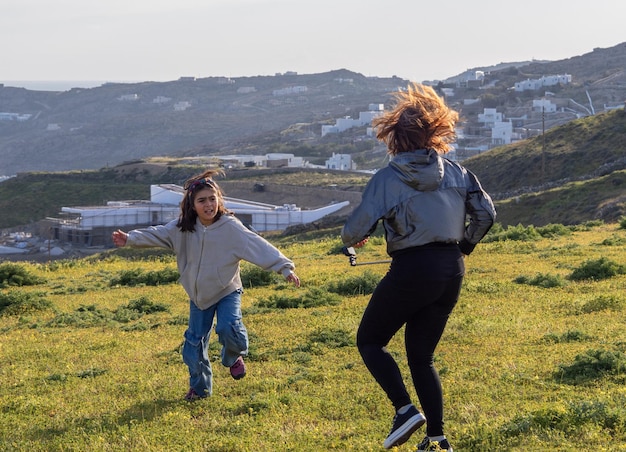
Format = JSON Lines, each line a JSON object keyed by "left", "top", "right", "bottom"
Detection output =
{"left": 341, "top": 149, "right": 496, "bottom": 256}
{"left": 126, "top": 214, "right": 295, "bottom": 309}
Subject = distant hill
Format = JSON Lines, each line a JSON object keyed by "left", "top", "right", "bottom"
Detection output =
{"left": 1, "top": 42, "right": 625, "bottom": 176}
{"left": 0, "top": 107, "right": 624, "bottom": 232}
{"left": 0, "top": 70, "right": 406, "bottom": 175}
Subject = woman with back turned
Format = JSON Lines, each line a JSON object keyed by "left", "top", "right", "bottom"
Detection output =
{"left": 341, "top": 83, "right": 496, "bottom": 451}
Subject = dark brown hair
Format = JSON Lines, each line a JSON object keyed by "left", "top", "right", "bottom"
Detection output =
{"left": 176, "top": 169, "right": 231, "bottom": 232}
{"left": 373, "top": 83, "right": 459, "bottom": 155}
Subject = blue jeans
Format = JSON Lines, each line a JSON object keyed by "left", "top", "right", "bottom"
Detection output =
{"left": 182, "top": 289, "right": 248, "bottom": 396}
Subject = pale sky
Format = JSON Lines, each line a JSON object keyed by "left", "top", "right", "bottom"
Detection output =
{"left": 2, "top": 0, "right": 625, "bottom": 89}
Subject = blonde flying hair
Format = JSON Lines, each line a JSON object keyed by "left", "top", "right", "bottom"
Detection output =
{"left": 373, "top": 82, "right": 459, "bottom": 155}
{"left": 177, "top": 169, "right": 231, "bottom": 232}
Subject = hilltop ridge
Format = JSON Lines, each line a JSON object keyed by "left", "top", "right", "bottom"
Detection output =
{"left": 1, "top": 42, "right": 625, "bottom": 176}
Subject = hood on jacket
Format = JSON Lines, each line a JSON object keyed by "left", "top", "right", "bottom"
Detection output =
{"left": 389, "top": 149, "right": 443, "bottom": 191}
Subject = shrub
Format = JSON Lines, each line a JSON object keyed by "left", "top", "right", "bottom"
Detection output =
{"left": 556, "top": 348, "right": 626, "bottom": 384}
{"left": 600, "top": 235, "right": 626, "bottom": 246}
{"left": 619, "top": 216, "right": 626, "bottom": 230}
{"left": 44, "top": 259, "right": 83, "bottom": 271}
{"left": 579, "top": 295, "right": 623, "bottom": 313}
{"left": 241, "top": 265, "right": 280, "bottom": 288}
{"left": 298, "top": 287, "right": 341, "bottom": 308}
{"left": 514, "top": 273, "right": 565, "bottom": 288}
{"left": 483, "top": 224, "right": 542, "bottom": 242}
{"left": 77, "top": 368, "right": 107, "bottom": 379}
{"left": 501, "top": 401, "right": 622, "bottom": 437}
{"left": 257, "top": 294, "right": 302, "bottom": 309}
{"left": 326, "top": 271, "right": 379, "bottom": 296}
{"left": 307, "top": 327, "right": 355, "bottom": 348}
{"left": 47, "top": 305, "right": 113, "bottom": 328}
{"left": 110, "top": 267, "right": 179, "bottom": 286}
{"left": 0, "top": 290, "right": 52, "bottom": 316}
{"left": 536, "top": 223, "right": 572, "bottom": 238}
{"left": 568, "top": 220, "right": 605, "bottom": 232}
{"left": 569, "top": 257, "right": 626, "bottom": 281}
{"left": 0, "top": 263, "right": 45, "bottom": 288}
{"left": 257, "top": 288, "right": 341, "bottom": 309}
{"left": 123, "top": 296, "right": 170, "bottom": 314}
{"left": 542, "top": 330, "right": 591, "bottom": 344}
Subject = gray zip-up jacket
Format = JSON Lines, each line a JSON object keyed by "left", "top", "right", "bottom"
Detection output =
{"left": 341, "top": 149, "right": 496, "bottom": 256}
{"left": 126, "top": 214, "right": 295, "bottom": 310}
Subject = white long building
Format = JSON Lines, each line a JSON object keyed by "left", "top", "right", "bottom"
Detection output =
{"left": 46, "top": 184, "right": 348, "bottom": 246}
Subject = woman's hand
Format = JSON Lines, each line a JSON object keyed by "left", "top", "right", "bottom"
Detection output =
{"left": 353, "top": 237, "right": 369, "bottom": 248}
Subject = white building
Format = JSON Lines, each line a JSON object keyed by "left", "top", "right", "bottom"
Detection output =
{"left": 217, "top": 153, "right": 305, "bottom": 168}
{"left": 491, "top": 121, "right": 513, "bottom": 145}
{"left": 478, "top": 108, "right": 503, "bottom": 126}
{"left": 266, "top": 153, "right": 305, "bottom": 168}
{"left": 46, "top": 184, "right": 349, "bottom": 245}
{"left": 174, "top": 101, "right": 192, "bottom": 111}
{"left": 532, "top": 98, "right": 557, "bottom": 113}
{"left": 325, "top": 153, "right": 355, "bottom": 171}
{"left": 272, "top": 86, "right": 308, "bottom": 96}
{"left": 514, "top": 74, "right": 571, "bottom": 92}
{"left": 321, "top": 104, "right": 384, "bottom": 137}
{"left": 153, "top": 96, "right": 172, "bottom": 104}
{"left": 118, "top": 94, "right": 139, "bottom": 101}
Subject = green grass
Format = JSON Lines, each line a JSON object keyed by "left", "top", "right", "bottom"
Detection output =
{"left": 1, "top": 223, "right": 626, "bottom": 451}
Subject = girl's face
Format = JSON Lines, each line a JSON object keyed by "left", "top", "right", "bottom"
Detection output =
{"left": 192, "top": 187, "right": 220, "bottom": 225}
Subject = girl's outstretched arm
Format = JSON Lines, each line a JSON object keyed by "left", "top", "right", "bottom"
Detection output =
{"left": 112, "top": 229, "right": 128, "bottom": 247}
{"left": 286, "top": 271, "right": 301, "bottom": 288}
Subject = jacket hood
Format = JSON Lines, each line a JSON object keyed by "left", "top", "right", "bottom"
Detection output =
{"left": 389, "top": 149, "right": 443, "bottom": 191}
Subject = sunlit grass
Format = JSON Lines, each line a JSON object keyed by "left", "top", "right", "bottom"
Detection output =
{"left": 1, "top": 223, "right": 626, "bottom": 451}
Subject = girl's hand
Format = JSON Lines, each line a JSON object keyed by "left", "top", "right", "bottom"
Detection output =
{"left": 112, "top": 229, "right": 128, "bottom": 247}
{"left": 286, "top": 272, "right": 301, "bottom": 288}
{"left": 354, "top": 237, "right": 369, "bottom": 248}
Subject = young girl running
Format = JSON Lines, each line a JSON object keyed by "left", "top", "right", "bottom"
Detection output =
{"left": 112, "top": 169, "right": 300, "bottom": 400}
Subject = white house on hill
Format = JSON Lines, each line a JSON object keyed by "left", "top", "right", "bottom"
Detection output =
{"left": 321, "top": 104, "right": 384, "bottom": 137}
{"left": 325, "top": 153, "right": 355, "bottom": 171}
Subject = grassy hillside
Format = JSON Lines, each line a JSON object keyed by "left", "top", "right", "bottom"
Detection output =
{"left": 1, "top": 222, "right": 626, "bottom": 451}
{"left": 0, "top": 108, "right": 624, "bottom": 230}
{"left": 494, "top": 170, "right": 626, "bottom": 227}
{"left": 463, "top": 108, "right": 626, "bottom": 195}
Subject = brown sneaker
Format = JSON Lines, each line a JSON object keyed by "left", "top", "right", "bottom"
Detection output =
{"left": 184, "top": 388, "right": 206, "bottom": 401}
{"left": 230, "top": 356, "right": 246, "bottom": 380}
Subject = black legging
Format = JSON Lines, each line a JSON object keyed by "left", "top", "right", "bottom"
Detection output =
{"left": 356, "top": 244, "right": 464, "bottom": 438}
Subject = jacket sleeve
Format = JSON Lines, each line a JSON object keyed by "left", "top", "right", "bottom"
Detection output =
{"left": 126, "top": 222, "right": 176, "bottom": 250}
{"left": 340, "top": 178, "right": 382, "bottom": 247}
{"left": 238, "top": 225, "right": 295, "bottom": 277}
{"left": 458, "top": 169, "right": 496, "bottom": 255}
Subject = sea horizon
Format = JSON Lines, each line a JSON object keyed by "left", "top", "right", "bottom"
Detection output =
{"left": 1, "top": 80, "right": 141, "bottom": 92}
